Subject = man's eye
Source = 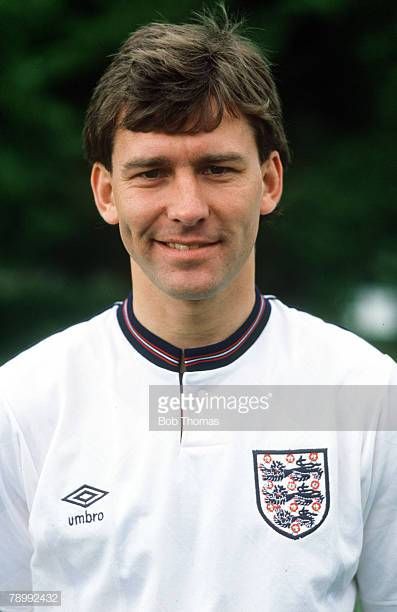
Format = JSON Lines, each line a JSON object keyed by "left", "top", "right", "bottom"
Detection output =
{"left": 203, "top": 166, "right": 231, "bottom": 176}
{"left": 137, "top": 169, "right": 165, "bottom": 179}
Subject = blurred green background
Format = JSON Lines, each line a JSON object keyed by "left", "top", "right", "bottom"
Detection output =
{"left": 1, "top": 0, "right": 396, "bottom": 369}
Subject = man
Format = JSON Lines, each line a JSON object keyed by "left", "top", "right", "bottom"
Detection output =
{"left": 0, "top": 9, "right": 396, "bottom": 612}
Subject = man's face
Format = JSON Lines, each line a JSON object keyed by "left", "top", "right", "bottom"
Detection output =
{"left": 92, "top": 114, "right": 282, "bottom": 300}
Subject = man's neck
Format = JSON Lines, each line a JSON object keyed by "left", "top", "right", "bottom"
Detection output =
{"left": 131, "top": 269, "right": 256, "bottom": 349}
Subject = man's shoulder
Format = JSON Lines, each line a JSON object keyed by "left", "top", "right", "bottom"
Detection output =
{"left": 266, "top": 296, "right": 396, "bottom": 381}
{"left": 0, "top": 302, "right": 120, "bottom": 399}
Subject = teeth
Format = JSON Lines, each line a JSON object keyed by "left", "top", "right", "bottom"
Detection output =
{"left": 166, "top": 243, "right": 201, "bottom": 250}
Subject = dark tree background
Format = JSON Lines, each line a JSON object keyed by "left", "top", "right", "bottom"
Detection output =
{"left": 1, "top": 0, "right": 396, "bottom": 365}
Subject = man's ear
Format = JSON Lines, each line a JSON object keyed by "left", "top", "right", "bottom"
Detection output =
{"left": 260, "top": 151, "right": 283, "bottom": 216}
{"left": 90, "top": 162, "right": 119, "bottom": 225}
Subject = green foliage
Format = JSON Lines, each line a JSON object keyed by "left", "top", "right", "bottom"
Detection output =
{"left": 1, "top": 0, "right": 396, "bottom": 362}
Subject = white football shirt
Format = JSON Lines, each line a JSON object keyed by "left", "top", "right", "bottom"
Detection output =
{"left": 0, "top": 290, "right": 396, "bottom": 612}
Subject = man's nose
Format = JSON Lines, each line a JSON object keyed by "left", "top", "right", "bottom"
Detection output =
{"left": 166, "top": 174, "right": 210, "bottom": 226}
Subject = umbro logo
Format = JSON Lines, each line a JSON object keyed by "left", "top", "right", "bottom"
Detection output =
{"left": 61, "top": 484, "right": 108, "bottom": 508}
{"left": 62, "top": 484, "right": 109, "bottom": 527}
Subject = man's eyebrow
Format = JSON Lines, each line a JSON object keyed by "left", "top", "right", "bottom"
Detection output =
{"left": 121, "top": 156, "right": 170, "bottom": 172}
{"left": 195, "top": 153, "right": 246, "bottom": 165}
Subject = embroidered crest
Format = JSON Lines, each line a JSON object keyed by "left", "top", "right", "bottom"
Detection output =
{"left": 253, "top": 449, "right": 330, "bottom": 540}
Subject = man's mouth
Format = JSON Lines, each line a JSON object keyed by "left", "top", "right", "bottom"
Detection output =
{"left": 155, "top": 240, "right": 219, "bottom": 251}
{"left": 166, "top": 242, "right": 203, "bottom": 250}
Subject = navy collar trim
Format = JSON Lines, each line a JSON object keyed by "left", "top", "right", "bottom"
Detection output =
{"left": 117, "top": 287, "right": 271, "bottom": 372}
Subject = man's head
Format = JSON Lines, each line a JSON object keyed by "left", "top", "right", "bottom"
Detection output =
{"left": 83, "top": 8, "right": 289, "bottom": 171}
{"left": 87, "top": 8, "right": 286, "bottom": 302}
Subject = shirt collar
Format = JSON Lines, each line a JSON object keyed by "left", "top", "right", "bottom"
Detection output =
{"left": 117, "top": 287, "right": 271, "bottom": 372}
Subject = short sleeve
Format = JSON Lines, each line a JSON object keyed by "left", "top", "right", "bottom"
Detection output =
{"left": 0, "top": 398, "right": 33, "bottom": 591}
{"left": 356, "top": 369, "right": 397, "bottom": 611}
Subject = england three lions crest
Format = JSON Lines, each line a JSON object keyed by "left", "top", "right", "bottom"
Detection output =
{"left": 253, "top": 449, "right": 330, "bottom": 540}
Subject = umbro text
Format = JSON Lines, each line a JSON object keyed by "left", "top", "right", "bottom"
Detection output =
{"left": 68, "top": 510, "right": 104, "bottom": 526}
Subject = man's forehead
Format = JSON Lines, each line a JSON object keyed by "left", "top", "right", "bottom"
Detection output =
{"left": 112, "top": 114, "right": 256, "bottom": 161}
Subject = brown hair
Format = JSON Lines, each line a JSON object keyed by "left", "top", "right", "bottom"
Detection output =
{"left": 83, "top": 6, "right": 290, "bottom": 170}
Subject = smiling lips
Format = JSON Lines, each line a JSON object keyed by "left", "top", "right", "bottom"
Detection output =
{"left": 166, "top": 242, "right": 208, "bottom": 250}
{"left": 156, "top": 240, "right": 219, "bottom": 251}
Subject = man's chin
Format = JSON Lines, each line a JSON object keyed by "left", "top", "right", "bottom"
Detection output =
{"left": 156, "top": 277, "right": 225, "bottom": 302}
